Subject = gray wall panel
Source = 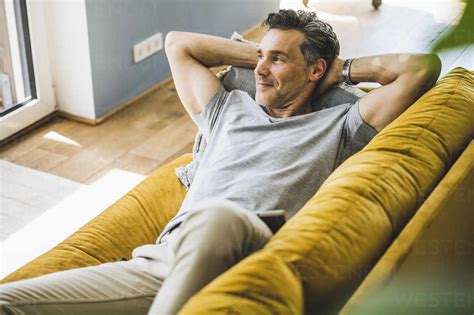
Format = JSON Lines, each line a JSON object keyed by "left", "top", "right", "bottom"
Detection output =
{"left": 85, "top": 0, "right": 279, "bottom": 118}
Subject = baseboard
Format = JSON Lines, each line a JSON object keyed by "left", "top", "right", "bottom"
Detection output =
{"left": 94, "top": 76, "right": 175, "bottom": 124}
{"left": 58, "top": 76, "right": 175, "bottom": 126}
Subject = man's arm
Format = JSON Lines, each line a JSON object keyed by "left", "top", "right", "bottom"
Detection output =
{"left": 165, "top": 31, "right": 258, "bottom": 116}
{"left": 318, "top": 53, "right": 442, "bottom": 132}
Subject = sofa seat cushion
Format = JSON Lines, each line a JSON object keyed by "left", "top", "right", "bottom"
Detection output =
{"left": 179, "top": 67, "right": 474, "bottom": 314}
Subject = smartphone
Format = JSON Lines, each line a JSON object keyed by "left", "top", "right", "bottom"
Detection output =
{"left": 256, "top": 209, "right": 288, "bottom": 234}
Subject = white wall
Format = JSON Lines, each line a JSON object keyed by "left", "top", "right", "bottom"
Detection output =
{"left": 44, "top": 0, "right": 95, "bottom": 120}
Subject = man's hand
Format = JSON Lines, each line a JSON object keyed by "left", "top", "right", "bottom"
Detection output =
{"left": 313, "top": 57, "right": 344, "bottom": 98}
{"left": 165, "top": 31, "right": 258, "bottom": 116}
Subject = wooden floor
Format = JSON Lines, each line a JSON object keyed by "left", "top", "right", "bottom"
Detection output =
{"left": 0, "top": 80, "right": 194, "bottom": 184}
{"left": 0, "top": 0, "right": 470, "bottom": 185}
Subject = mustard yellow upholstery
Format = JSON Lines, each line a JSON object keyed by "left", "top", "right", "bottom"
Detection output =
{"left": 1, "top": 154, "right": 192, "bottom": 283}
{"left": 179, "top": 67, "right": 474, "bottom": 314}
{"left": 341, "top": 140, "right": 473, "bottom": 314}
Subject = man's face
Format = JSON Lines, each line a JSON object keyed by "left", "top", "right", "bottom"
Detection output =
{"left": 255, "top": 28, "right": 312, "bottom": 108}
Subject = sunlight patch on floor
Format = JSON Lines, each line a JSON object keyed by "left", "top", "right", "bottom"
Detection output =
{"left": 43, "top": 131, "right": 81, "bottom": 147}
{"left": 0, "top": 167, "right": 145, "bottom": 279}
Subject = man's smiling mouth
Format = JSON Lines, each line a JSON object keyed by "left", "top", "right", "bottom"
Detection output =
{"left": 258, "top": 82, "right": 274, "bottom": 88}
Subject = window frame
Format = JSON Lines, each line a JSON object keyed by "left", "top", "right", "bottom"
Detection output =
{"left": 0, "top": 0, "right": 55, "bottom": 141}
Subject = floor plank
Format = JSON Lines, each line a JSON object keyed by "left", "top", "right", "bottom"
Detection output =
{"left": 47, "top": 121, "right": 157, "bottom": 182}
{"left": 131, "top": 114, "right": 198, "bottom": 162}
{"left": 13, "top": 148, "right": 68, "bottom": 172}
{"left": 0, "top": 117, "right": 77, "bottom": 161}
{"left": 83, "top": 152, "right": 163, "bottom": 185}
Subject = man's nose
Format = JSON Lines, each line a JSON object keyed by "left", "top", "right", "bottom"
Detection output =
{"left": 254, "top": 59, "right": 270, "bottom": 77}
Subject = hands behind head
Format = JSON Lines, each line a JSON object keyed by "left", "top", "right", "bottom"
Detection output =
{"left": 313, "top": 57, "right": 344, "bottom": 98}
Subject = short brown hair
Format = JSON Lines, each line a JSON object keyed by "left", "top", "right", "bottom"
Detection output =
{"left": 262, "top": 9, "right": 340, "bottom": 67}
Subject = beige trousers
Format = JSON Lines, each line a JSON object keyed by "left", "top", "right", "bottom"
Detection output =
{"left": 0, "top": 198, "right": 273, "bottom": 315}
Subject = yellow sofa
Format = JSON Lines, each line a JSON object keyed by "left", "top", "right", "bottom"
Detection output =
{"left": 2, "top": 67, "right": 473, "bottom": 314}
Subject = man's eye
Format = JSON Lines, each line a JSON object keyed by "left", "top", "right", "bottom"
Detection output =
{"left": 273, "top": 56, "right": 283, "bottom": 62}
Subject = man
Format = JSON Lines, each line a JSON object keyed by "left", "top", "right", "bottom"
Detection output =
{"left": 0, "top": 9, "right": 440, "bottom": 315}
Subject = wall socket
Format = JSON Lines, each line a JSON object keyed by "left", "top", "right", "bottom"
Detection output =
{"left": 133, "top": 32, "right": 163, "bottom": 63}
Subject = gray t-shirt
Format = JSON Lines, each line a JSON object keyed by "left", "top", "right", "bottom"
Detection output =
{"left": 157, "top": 85, "right": 377, "bottom": 242}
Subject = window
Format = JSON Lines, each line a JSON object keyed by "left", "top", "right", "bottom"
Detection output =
{"left": 1, "top": 0, "right": 36, "bottom": 116}
{"left": 1, "top": 0, "right": 55, "bottom": 141}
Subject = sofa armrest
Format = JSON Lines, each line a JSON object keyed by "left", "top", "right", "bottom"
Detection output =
{"left": 341, "top": 141, "right": 474, "bottom": 314}
{"left": 1, "top": 154, "right": 192, "bottom": 283}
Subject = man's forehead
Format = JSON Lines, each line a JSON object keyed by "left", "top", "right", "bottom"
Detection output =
{"left": 258, "top": 29, "right": 304, "bottom": 56}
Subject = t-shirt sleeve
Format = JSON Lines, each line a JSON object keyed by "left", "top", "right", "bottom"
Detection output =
{"left": 191, "top": 84, "right": 229, "bottom": 139}
{"left": 336, "top": 100, "right": 378, "bottom": 167}
{"left": 345, "top": 100, "right": 378, "bottom": 144}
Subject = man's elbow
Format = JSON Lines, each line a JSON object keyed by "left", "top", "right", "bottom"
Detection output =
{"left": 413, "top": 53, "right": 442, "bottom": 91}
{"left": 165, "top": 31, "right": 186, "bottom": 52}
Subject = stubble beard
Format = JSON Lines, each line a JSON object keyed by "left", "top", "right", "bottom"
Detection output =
{"left": 256, "top": 87, "right": 287, "bottom": 109}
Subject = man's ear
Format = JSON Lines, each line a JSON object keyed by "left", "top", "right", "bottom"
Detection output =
{"left": 308, "top": 58, "right": 327, "bottom": 82}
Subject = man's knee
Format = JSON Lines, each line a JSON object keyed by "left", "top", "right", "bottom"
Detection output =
{"left": 187, "top": 198, "right": 250, "bottom": 232}
{"left": 182, "top": 198, "right": 272, "bottom": 252}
